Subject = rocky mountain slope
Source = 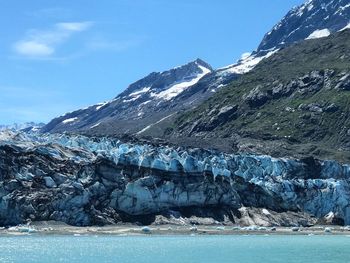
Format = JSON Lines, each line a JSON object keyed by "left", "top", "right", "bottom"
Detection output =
{"left": 42, "top": 59, "right": 238, "bottom": 135}
{"left": 163, "top": 29, "right": 350, "bottom": 162}
{"left": 0, "top": 130, "right": 349, "bottom": 227}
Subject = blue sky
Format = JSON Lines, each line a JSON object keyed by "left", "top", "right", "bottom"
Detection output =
{"left": 0, "top": 0, "right": 304, "bottom": 124}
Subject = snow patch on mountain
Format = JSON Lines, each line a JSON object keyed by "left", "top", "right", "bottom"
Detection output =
{"left": 137, "top": 113, "right": 175, "bottom": 134}
{"left": 295, "top": 0, "right": 314, "bottom": 17}
{"left": 240, "top": 52, "right": 252, "bottom": 60}
{"left": 336, "top": 3, "right": 350, "bottom": 14}
{"left": 340, "top": 22, "right": 350, "bottom": 31}
{"left": 306, "top": 28, "right": 331, "bottom": 39}
{"left": 123, "top": 95, "right": 141, "bottom": 103}
{"left": 96, "top": 102, "right": 109, "bottom": 111}
{"left": 62, "top": 117, "right": 78, "bottom": 124}
{"left": 129, "top": 87, "right": 151, "bottom": 97}
{"left": 90, "top": 122, "right": 101, "bottom": 129}
{"left": 219, "top": 49, "right": 279, "bottom": 75}
{"left": 153, "top": 64, "right": 211, "bottom": 101}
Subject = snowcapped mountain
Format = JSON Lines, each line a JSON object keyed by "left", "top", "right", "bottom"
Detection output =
{"left": 0, "top": 122, "right": 45, "bottom": 132}
{"left": 221, "top": 0, "right": 350, "bottom": 75}
{"left": 258, "top": 0, "right": 350, "bottom": 52}
{"left": 42, "top": 59, "right": 225, "bottom": 135}
{"left": 43, "top": 0, "right": 350, "bottom": 137}
{"left": 116, "top": 59, "right": 212, "bottom": 103}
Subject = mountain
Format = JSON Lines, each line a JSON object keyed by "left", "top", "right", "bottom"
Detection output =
{"left": 258, "top": 0, "right": 350, "bottom": 53}
{"left": 0, "top": 122, "right": 45, "bottom": 132}
{"left": 43, "top": 0, "right": 350, "bottom": 138}
{"left": 222, "top": 0, "right": 350, "bottom": 75}
{"left": 134, "top": 0, "right": 350, "bottom": 162}
{"left": 164, "top": 29, "right": 350, "bottom": 162}
{"left": 42, "top": 59, "right": 237, "bottom": 135}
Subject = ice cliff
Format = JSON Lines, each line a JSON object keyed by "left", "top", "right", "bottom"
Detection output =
{"left": 0, "top": 131, "right": 349, "bottom": 226}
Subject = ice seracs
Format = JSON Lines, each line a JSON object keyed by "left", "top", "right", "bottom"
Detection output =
{"left": 1, "top": 130, "right": 350, "bottom": 224}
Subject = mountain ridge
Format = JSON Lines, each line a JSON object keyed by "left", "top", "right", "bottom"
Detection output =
{"left": 222, "top": 0, "right": 350, "bottom": 75}
{"left": 42, "top": 58, "right": 222, "bottom": 135}
{"left": 163, "top": 29, "right": 350, "bottom": 162}
{"left": 258, "top": 0, "right": 350, "bottom": 53}
{"left": 41, "top": 0, "right": 350, "bottom": 163}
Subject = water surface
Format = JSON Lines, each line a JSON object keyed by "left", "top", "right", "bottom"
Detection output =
{"left": 1, "top": 235, "right": 349, "bottom": 263}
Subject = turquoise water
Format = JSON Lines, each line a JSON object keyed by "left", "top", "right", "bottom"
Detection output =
{"left": 0, "top": 235, "right": 349, "bottom": 263}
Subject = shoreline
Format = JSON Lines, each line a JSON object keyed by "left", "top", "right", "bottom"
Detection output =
{"left": 1, "top": 222, "right": 350, "bottom": 236}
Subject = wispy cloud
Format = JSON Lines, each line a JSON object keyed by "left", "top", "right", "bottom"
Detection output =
{"left": 13, "top": 21, "right": 93, "bottom": 58}
{"left": 56, "top": 22, "right": 93, "bottom": 32}
{"left": 14, "top": 41, "right": 54, "bottom": 57}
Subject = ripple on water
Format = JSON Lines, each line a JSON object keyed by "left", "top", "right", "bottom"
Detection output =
{"left": 1, "top": 235, "right": 350, "bottom": 263}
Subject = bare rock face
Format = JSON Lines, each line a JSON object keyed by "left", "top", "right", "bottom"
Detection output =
{"left": 235, "top": 207, "right": 317, "bottom": 227}
{"left": 0, "top": 131, "right": 350, "bottom": 227}
{"left": 244, "top": 86, "right": 269, "bottom": 107}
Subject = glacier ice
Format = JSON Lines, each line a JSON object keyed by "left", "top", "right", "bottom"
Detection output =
{"left": 1, "top": 130, "right": 350, "bottom": 225}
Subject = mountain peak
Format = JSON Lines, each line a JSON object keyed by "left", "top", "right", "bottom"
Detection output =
{"left": 118, "top": 58, "right": 212, "bottom": 100}
{"left": 219, "top": 0, "right": 350, "bottom": 76}
{"left": 42, "top": 58, "right": 214, "bottom": 134}
{"left": 193, "top": 58, "right": 213, "bottom": 71}
{"left": 258, "top": 0, "right": 350, "bottom": 52}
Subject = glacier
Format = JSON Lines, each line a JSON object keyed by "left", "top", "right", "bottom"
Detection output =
{"left": 0, "top": 130, "right": 350, "bottom": 226}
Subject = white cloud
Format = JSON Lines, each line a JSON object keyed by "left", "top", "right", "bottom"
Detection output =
{"left": 13, "top": 21, "right": 93, "bottom": 58}
{"left": 14, "top": 41, "right": 54, "bottom": 56}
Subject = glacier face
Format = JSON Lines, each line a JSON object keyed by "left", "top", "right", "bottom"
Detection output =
{"left": 0, "top": 131, "right": 350, "bottom": 226}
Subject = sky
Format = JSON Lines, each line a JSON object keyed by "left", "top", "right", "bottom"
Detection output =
{"left": 0, "top": 0, "right": 305, "bottom": 125}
